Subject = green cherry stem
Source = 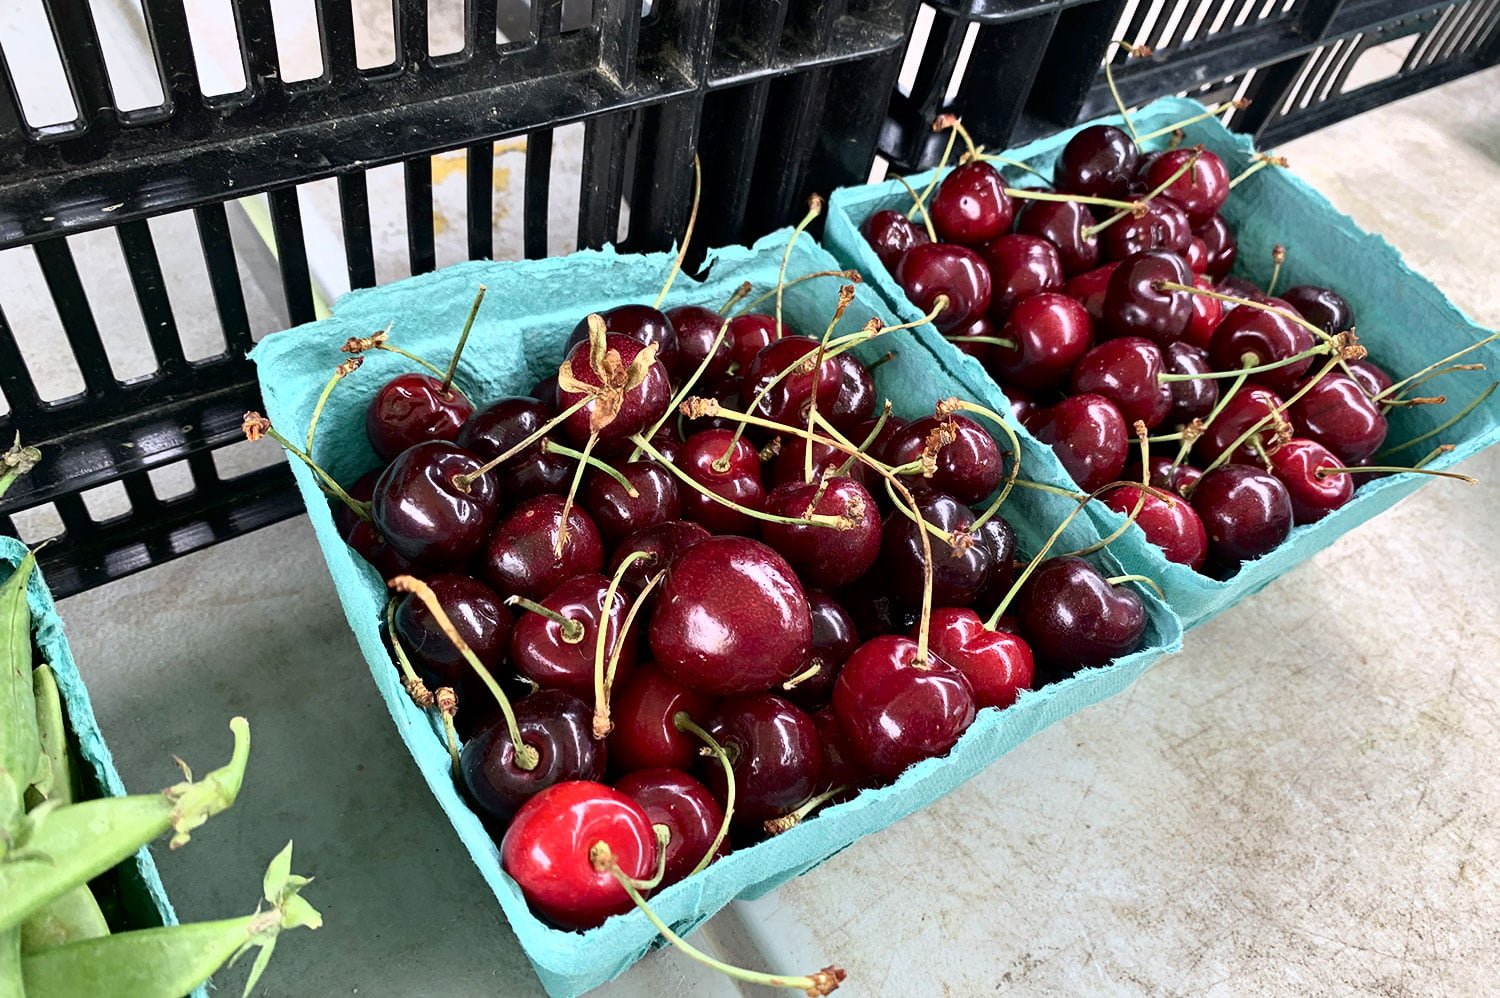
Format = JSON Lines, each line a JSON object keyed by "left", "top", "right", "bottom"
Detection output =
{"left": 541, "top": 438, "right": 639, "bottom": 496}
{"left": 504, "top": 594, "right": 586, "bottom": 644}
{"left": 735, "top": 270, "right": 862, "bottom": 316}
{"left": 945, "top": 334, "right": 1017, "bottom": 349}
{"left": 592, "top": 552, "right": 657, "bottom": 739}
{"left": 653, "top": 154, "right": 702, "bottom": 309}
{"left": 1228, "top": 152, "right": 1288, "bottom": 190}
{"left": 937, "top": 397, "right": 1024, "bottom": 532}
{"left": 908, "top": 122, "right": 960, "bottom": 220}
{"left": 835, "top": 401, "right": 892, "bottom": 476}
{"left": 1081, "top": 148, "right": 1200, "bottom": 239}
{"left": 453, "top": 395, "right": 593, "bottom": 490}
{"left": 1133, "top": 99, "right": 1250, "bottom": 142}
{"left": 1374, "top": 333, "right": 1499, "bottom": 401}
{"left": 1155, "top": 280, "right": 1337, "bottom": 344}
{"left": 674, "top": 712, "right": 737, "bottom": 878}
{"left": 442, "top": 285, "right": 488, "bottom": 394}
{"left": 1378, "top": 382, "right": 1498, "bottom": 456}
{"left": 1105, "top": 574, "right": 1166, "bottom": 598}
{"left": 895, "top": 176, "right": 938, "bottom": 242}
{"left": 1157, "top": 342, "right": 1335, "bottom": 382}
{"left": 764, "top": 785, "right": 849, "bottom": 836}
{"left": 1192, "top": 355, "right": 1345, "bottom": 485}
{"left": 386, "top": 598, "right": 439, "bottom": 710}
{"left": 634, "top": 316, "right": 732, "bottom": 460}
{"left": 243, "top": 413, "right": 371, "bottom": 520}
{"left": 719, "top": 280, "right": 754, "bottom": 315}
{"left": 553, "top": 431, "right": 599, "bottom": 557}
{"left": 1006, "top": 188, "right": 1141, "bottom": 212}
{"left": 966, "top": 150, "right": 1048, "bottom": 180}
{"left": 1317, "top": 465, "right": 1477, "bottom": 485}
{"left": 1265, "top": 246, "right": 1286, "bottom": 299}
{"left": 1413, "top": 444, "right": 1455, "bottom": 470}
{"left": 306, "top": 358, "right": 363, "bottom": 455}
{"left": 1105, "top": 41, "right": 1145, "bottom": 141}
{"left": 777, "top": 195, "right": 825, "bottom": 341}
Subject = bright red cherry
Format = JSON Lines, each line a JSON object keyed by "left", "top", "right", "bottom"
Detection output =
{"left": 615, "top": 769, "right": 726, "bottom": 887}
{"left": 1345, "top": 358, "right": 1393, "bottom": 399}
{"left": 463, "top": 691, "right": 607, "bottom": 824}
{"left": 980, "top": 234, "right": 1064, "bottom": 322}
{"left": 741, "top": 335, "right": 842, "bottom": 425}
{"left": 1184, "top": 237, "right": 1209, "bottom": 275}
{"left": 372, "top": 441, "right": 499, "bottom": 568}
{"left": 1023, "top": 393, "right": 1129, "bottom": 492}
{"left": 557, "top": 331, "right": 672, "bottom": 444}
{"left": 1102, "top": 250, "right": 1193, "bottom": 344}
{"left": 1143, "top": 148, "right": 1230, "bottom": 222}
{"left": 930, "top": 161, "right": 1014, "bottom": 245}
{"left": 701, "top": 694, "right": 824, "bottom": 823}
{"left": 1191, "top": 465, "right": 1294, "bottom": 572}
{"left": 1289, "top": 373, "right": 1387, "bottom": 464}
{"left": 761, "top": 477, "right": 881, "bottom": 590}
{"left": 1069, "top": 337, "right": 1173, "bottom": 429}
{"left": 727, "top": 313, "right": 785, "bottom": 371}
{"left": 883, "top": 413, "right": 1005, "bottom": 504}
{"left": 608, "top": 664, "right": 716, "bottom": 773}
{"left": 1268, "top": 438, "right": 1353, "bottom": 524}
{"left": 989, "top": 291, "right": 1094, "bottom": 390}
{"left": 896, "top": 243, "right": 992, "bottom": 332}
{"left": 862, "top": 208, "right": 931, "bottom": 271}
{"left": 921, "top": 608, "right": 1033, "bottom": 709}
{"left": 1055, "top": 124, "right": 1140, "bottom": 200}
{"left": 1195, "top": 386, "right": 1286, "bottom": 466}
{"left": 1062, "top": 261, "right": 1121, "bottom": 324}
{"left": 1103, "top": 485, "right": 1209, "bottom": 570}
{"left": 366, "top": 372, "right": 475, "bottom": 463}
{"left": 481, "top": 494, "right": 604, "bottom": 601}
{"left": 1015, "top": 556, "right": 1146, "bottom": 678}
{"left": 1182, "top": 276, "right": 1223, "bottom": 349}
{"left": 678, "top": 428, "right": 766, "bottom": 535}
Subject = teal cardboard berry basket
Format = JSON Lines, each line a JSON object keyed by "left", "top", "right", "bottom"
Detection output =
{"left": 250, "top": 229, "right": 1184, "bottom": 996}
{"left": 824, "top": 96, "right": 1500, "bottom": 629}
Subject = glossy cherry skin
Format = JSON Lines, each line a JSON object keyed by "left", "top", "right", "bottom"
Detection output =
{"left": 1184, "top": 237, "right": 1209, "bottom": 275}
{"left": 481, "top": 495, "right": 605, "bottom": 601}
{"left": 1001, "top": 384, "right": 1043, "bottom": 425}
{"left": 727, "top": 314, "right": 784, "bottom": 371}
{"left": 921, "top": 608, "right": 1033, "bottom": 710}
{"left": 878, "top": 492, "right": 1009, "bottom": 608}
{"left": 1194, "top": 214, "right": 1237, "bottom": 280}
{"left": 1069, "top": 337, "right": 1173, "bottom": 429}
{"left": 896, "top": 243, "right": 992, "bottom": 333}
{"left": 1268, "top": 437, "right": 1353, "bottom": 524}
{"left": 608, "top": 520, "right": 710, "bottom": 596}
{"left": 1280, "top": 285, "right": 1354, "bottom": 335}
{"left": 827, "top": 353, "right": 878, "bottom": 432}
{"left": 1015, "top": 198, "right": 1098, "bottom": 276}
{"left": 1103, "top": 485, "right": 1209, "bottom": 569}
{"left": 980, "top": 234, "right": 1064, "bottom": 322}
{"left": 1024, "top": 393, "right": 1129, "bottom": 492}
{"left": 1159, "top": 342, "right": 1217, "bottom": 428}
{"left": 1191, "top": 465, "right": 1294, "bottom": 572}
{"left": 372, "top": 441, "right": 499, "bottom": 567}
{"left": 1055, "top": 124, "right": 1140, "bottom": 200}
{"left": 770, "top": 436, "right": 863, "bottom": 489}
{"left": 337, "top": 471, "right": 411, "bottom": 577}
{"left": 1289, "top": 373, "right": 1387, "bottom": 464}
{"left": 557, "top": 332, "right": 672, "bottom": 443}
{"left": 615, "top": 769, "right": 726, "bottom": 886}
{"left": 501, "top": 780, "right": 654, "bottom": 930}
{"left": 1143, "top": 148, "right": 1230, "bottom": 223}
{"left": 678, "top": 428, "right": 766, "bottom": 535}
{"left": 667, "top": 304, "right": 735, "bottom": 379}
{"left": 930, "top": 161, "right": 1014, "bottom": 245}
{"left": 1195, "top": 387, "right": 1286, "bottom": 465}
{"left": 393, "top": 573, "right": 511, "bottom": 698}
{"left": 1182, "top": 275, "right": 1223, "bottom": 349}
{"left": 1103, "top": 250, "right": 1193, "bottom": 344}
{"left": 832, "top": 635, "right": 975, "bottom": 781}
{"left": 784, "top": 593, "right": 860, "bottom": 711}
{"left": 1101, "top": 197, "right": 1191, "bottom": 261}
{"left": 650, "top": 536, "right": 812, "bottom": 695}
{"left": 1062, "top": 261, "right": 1121, "bottom": 324}
{"left": 457, "top": 396, "right": 572, "bottom": 500}
{"left": 567, "top": 303, "right": 680, "bottom": 377}
{"left": 581, "top": 460, "right": 681, "bottom": 544}
{"left": 862, "top": 208, "right": 931, "bottom": 271}
{"left": 761, "top": 477, "right": 881, "bottom": 590}
{"left": 463, "top": 691, "right": 607, "bottom": 824}
{"left": 946, "top": 315, "right": 1002, "bottom": 361}
{"left": 510, "top": 574, "right": 636, "bottom": 699}
{"left": 884, "top": 414, "right": 1005, "bottom": 504}
{"left": 607, "top": 664, "right": 716, "bottom": 773}
{"left": 1130, "top": 455, "right": 1202, "bottom": 496}
{"left": 989, "top": 291, "right": 1095, "bottom": 390}
{"left": 741, "top": 335, "right": 842, "bottom": 425}
{"left": 701, "top": 694, "right": 824, "bottom": 823}
{"left": 1208, "top": 300, "right": 1315, "bottom": 395}
{"left": 1216, "top": 275, "right": 1267, "bottom": 308}
{"left": 366, "top": 372, "right": 475, "bottom": 463}
{"left": 812, "top": 705, "right": 866, "bottom": 791}
{"left": 1345, "top": 358, "right": 1393, "bottom": 399}
{"left": 1015, "top": 556, "right": 1147, "bottom": 678}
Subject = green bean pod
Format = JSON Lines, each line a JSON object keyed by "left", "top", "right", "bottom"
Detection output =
{"left": 30, "top": 664, "right": 71, "bottom": 806}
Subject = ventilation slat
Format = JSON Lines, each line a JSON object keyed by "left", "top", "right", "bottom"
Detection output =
{"left": 269, "top": 188, "right": 316, "bottom": 325}
{"left": 141, "top": 0, "right": 202, "bottom": 109}
{"left": 116, "top": 220, "right": 186, "bottom": 373}
{"left": 578, "top": 113, "right": 630, "bottom": 251}
{"left": 0, "top": 303, "right": 43, "bottom": 417}
{"left": 338, "top": 173, "right": 377, "bottom": 289}
{"left": 33, "top": 239, "right": 118, "bottom": 400}
{"left": 405, "top": 157, "right": 437, "bottom": 275}
{"left": 524, "top": 129, "right": 553, "bottom": 259}
{"left": 467, "top": 142, "right": 494, "bottom": 261}
{"left": 193, "top": 203, "right": 253, "bottom": 354}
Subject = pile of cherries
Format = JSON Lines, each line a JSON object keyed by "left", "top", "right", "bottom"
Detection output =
{"left": 861, "top": 115, "right": 1473, "bottom": 577}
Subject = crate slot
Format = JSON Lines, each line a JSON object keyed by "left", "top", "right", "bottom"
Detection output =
{"left": 10, "top": 503, "right": 65, "bottom": 546}
{"left": 92, "top": 0, "right": 168, "bottom": 115}
{"left": 180, "top": 0, "right": 249, "bottom": 99}
{"left": 353, "top": 0, "right": 399, "bottom": 68}
{"left": 148, "top": 460, "right": 197, "bottom": 502}
{"left": 272, "top": 0, "right": 325, "bottom": 84}
{"left": 0, "top": 246, "right": 86, "bottom": 404}
{"left": 65, "top": 227, "right": 162, "bottom": 384}
{"left": 429, "top": 0, "right": 469, "bottom": 58}
{"left": 80, "top": 480, "right": 132, "bottom": 525}
{"left": 0, "top": 4, "right": 80, "bottom": 129}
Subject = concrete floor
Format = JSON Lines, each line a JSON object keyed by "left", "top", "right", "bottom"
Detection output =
{"left": 13, "top": 59, "right": 1500, "bottom": 998}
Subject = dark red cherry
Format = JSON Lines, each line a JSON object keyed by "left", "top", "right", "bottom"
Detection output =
{"left": 1102, "top": 250, "right": 1193, "bottom": 344}
{"left": 1069, "top": 337, "right": 1173, "bottom": 429}
{"left": 1062, "top": 261, "right": 1121, "bottom": 324}
{"left": 567, "top": 303, "right": 680, "bottom": 376}
{"left": 366, "top": 372, "right": 475, "bottom": 463}
{"left": 650, "top": 536, "right": 812, "bottom": 695}
{"left": 741, "top": 335, "right": 842, "bottom": 425}
{"left": 481, "top": 495, "right": 604, "bottom": 601}
{"left": 581, "top": 461, "right": 681, "bottom": 544}
{"left": 1345, "top": 358, "right": 1393, "bottom": 399}
{"left": 761, "top": 477, "right": 881, "bottom": 589}
{"left": 1101, "top": 197, "right": 1191, "bottom": 261}
{"left": 1129, "top": 455, "right": 1202, "bottom": 496}
{"left": 1143, "top": 148, "right": 1230, "bottom": 223}
{"left": 337, "top": 471, "right": 411, "bottom": 577}
{"left": 1103, "top": 485, "right": 1209, "bottom": 570}
{"left": 678, "top": 428, "right": 766, "bottom": 535}
{"left": 1023, "top": 393, "right": 1129, "bottom": 492}
{"left": 1184, "top": 237, "right": 1209, "bottom": 275}
{"left": 1268, "top": 437, "right": 1353, "bottom": 524}
{"left": 607, "top": 520, "right": 710, "bottom": 596}
{"left": 1001, "top": 384, "right": 1043, "bottom": 425}
{"left": 878, "top": 492, "right": 1003, "bottom": 608}
{"left": 1191, "top": 465, "right": 1294, "bottom": 572}
{"left": 1195, "top": 387, "right": 1286, "bottom": 465}
{"left": 462, "top": 690, "right": 606, "bottom": 824}
{"left": 1162, "top": 341, "right": 1219, "bottom": 427}
{"left": 847, "top": 412, "right": 910, "bottom": 468}
{"left": 1194, "top": 214, "right": 1237, "bottom": 280}
{"left": 1280, "top": 285, "right": 1354, "bottom": 335}
{"left": 557, "top": 332, "right": 672, "bottom": 443}
{"left": 770, "top": 436, "right": 863, "bottom": 489}
{"left": 509, "top": 574, "right": 636, "bottom": 699}
{"left": 1288, "top": 373, "right": 1387, "bottom": 464}
{"left": 827, "top": 353, "right": 877, "bottom": 432}
{"left": 832, "top": 635, "right": 975, "bottom": 781}
{"left": 1182, "top": 275, "right": 1223, "bottom": 349}
{"left": 930, "top": 161, "right": 1014, "bottom": 245}
{"left": 1015, "top": 198, "right": 1098, "bottom": 277}
{"left": 861, "top": 208, "right": 931, "bottom": 272}
{"left": 1208, "top": 300, "right": 1315, "bottom": 395}
{"left": 727, "top": 313, "right": 784, "bottom": 371}
{"left": 1055, "top": 124, "right": 1140, "bottom": 200}
{"left": 883, "top": 414, "right": 1005, "bottom": 504}
{"left": 501, "top": 780, "right": 653, "bottom": 930}
{"left": 896, "top": 243, "right": 992, "bottom": 332}
{"left": 946, "top": 315, "right": 1002, "bottom": 360}
{"left": 989, "top": 291, "right": 1094, "bottom": 390}
{"left": 783, "top": 593, "right": 860, "bottom": 711}
{"left": 701, "top": 694, "right": 823, "bottom": 823}
{"left": 457, "top": 396, "right": 572, "bottom": 500}
{"left": 682, "top": 372, "right": 750, "bottom": 436}
{"left": 1015, "top": 556, "right": 1146, "bottom": 678}
{"left": 667, "top": 304, "right": 735, "bottom": 379}
{"left": 812, "top": 705, "right": 867, "bottom": 791}
{"left": 614, "top": 768, "right": 726, "bottom": 886}
{"left": 921, "top": 608, "right": 1033, "bottom": 709}
{"left": 837, "top": 574, "right": 917, "bottom": 637}
{"left": 607, "top": 664, "right": 716, "bottom": 773}
{"left": 372, "top": 441, "right": 499, "bottom": 567}
{"left": 980, "top": 234, "right": 1064, "bottom": 322}
{"left": 393, "top": 572, "right": 511, "bottom": 698}
{"left": 531, "top": 372, "right": 559, "bottom": 407}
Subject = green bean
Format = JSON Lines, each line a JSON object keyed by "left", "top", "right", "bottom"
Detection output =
{"left": 30, "top": 664, "right": 70, "bottom": 806}
{"left": 2, "top": 553, "right": 41, "bottom": 815}
{"left": 0, "top": 718, "right": 251, "bottom": 935}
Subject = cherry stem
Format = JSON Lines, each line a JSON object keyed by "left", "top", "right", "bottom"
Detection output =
{"left": 674, "top": 712, "right": 736, "bottom": 879}
{"left": 442, "top": 285, "right": 487, "bottom": 394}
{"left": 1317, "top": 465, "right": 1477, "bottom": 485}
{"left": 504, "top": 595, "right": 586, "bottom": 644}
{"left": 1228, "top": 153, "right": 1288, "bottom": 190}
{"left": 719, "top": 280, "right": 754, "bottom": 315}
{"left": 894, "top": 176, "right": 938, "bottom": 243}
{"left": 764, "top": 785, "right": 849, "bottom": 836}
{"left": 1157, "top": 341, "right": 1334, "bottom": 382}
{"left": 389, "top": 575, "right": 539, "bottom": 770}
{"left": 1414, "top": 444, "right": 1455, "bottom": 469}
{"left": 454, "top": 395, "right": 592, "bottom": 490}
{"left": 1156, "top": 281, "right": 1337, "bottom": 344}
{"left": 306, "top": 359, "right": 362, "bottom": 455}
{"left": 736, "top": 270, "right": 862, "bottom": 316}
{"left": 966, "top": 150, "right": 1047, "bottom": 181}
{"left": 375, "top": 343, "right": 452, "bottom": 382}
{"left": 1105, "top": 41, "right": 1144, "bottom": 141}
{"left": 1378, "top": 381, "right": 1497, "bottom": 457}
{"left": 653, "top": 154, "right": 702, "bottom": 309}
{"left": 623, "top": 825, "right": 672, "bottom": 892}
{"left": 1133, "top": 99, "right": 1250, "bottom": 142}
{"left": 908, "top": 124, "right": 959, "bottom": 221}
{"left": 633, "top": 318, "right": 732, "bottom": 462}
{"left": 436, "top": 688, "right": 462, "bottom": 777}
{"left": 553, "top": 431, "right": 598, "bottom": 558}
{"left": 805, "top": 289, "right": 859, "bottom": 483}
{"left": 1375, "top": 333, "right": 1499, "bottom": 401}
{"left": 541, "top": 438, "right": 638, "bottom": 496}
{"left": 1192, "top": 355, "right": 1344, "bottom": 485}
{"left": 835, "top": 400, "right": 892, "bottom": 476}
{"left": 782, "top": 663, "right": 822, "bottom": 690}
{"left": 939, "top": 398, "right": 1023, "bottom": 532}
{"left": 1006, "top": 187, "right": 1141, "bottom": 212}
{"left": 1011, "top": 477, "right": 1088, "bottom": 500}
{"left": 1081, "top": 149, "right": 1200, "bottom": 239}
{"left": 1062, "top": 421, "right": 1170, "bottom": 559}
{"left": 1381, "top": 395, "right": 1445, "bottom": 408}
{"left": 778, "top": 195, "right": 825, "bottom": 342}
{"left": 946, "top": 334, "right": 1017, "bottom": 349}
{"left": 386, "top": 598, "right": 436, "bottom": 709}
{"left": 593, "top": 551, "right": 656, "bottom": 739}
{"left": 245, "top": 415, "right": 371, "bottom": 521}
{"left": 938, "top": 114, "right": 980, "bottom": 160}
{"left": 1266, "top": 245, "right": 1286, "bottom": 298}
{"left": 1105, "top": 574, "right": 1165, "bottom": 598}
{"left": 810, "top": 412, "right": 958, "bottom": 546}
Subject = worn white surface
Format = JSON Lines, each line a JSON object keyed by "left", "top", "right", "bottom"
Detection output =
{"left": 8, "top": 42, "right": 1497, "bottom": 998}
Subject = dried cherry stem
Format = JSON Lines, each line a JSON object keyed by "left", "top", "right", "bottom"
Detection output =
{"left": 1265, "top": 246, "right": 1286, "bottom": 298}
{"left": 1082, "top": 148, "right": 1199, "bottom": 238}
{"left": 453, "top": 395, "right": 592, "bottom": 490}
{"left": 1414, "top": 444, "right": 1455, "bottom": 469}
{"left": 778, "top": 195, "right": 825, "bottom": 341}
{"left": 1105, "top": 41, "right": 1148, "bottom": 141}
{"left": 1374, "top": 334, "right": 1498, "bottom": 401}
{"left": 895, "top": 176, "right": 938, "bottom": 242}
{"left": 541, "top": 438, "right": 638, "bottom": 496}
{"left": 553, "top": 431, "right": 599, "bottom": 557}
{"left": 720, "top": 280, "right": 755, "bottom": 315}
{"left": 1154, "top": 280, "right": 1338, "bottom": 344}
{"left": 907, "top": 119, "right": 960, "bottom": 220}
{"left": 504, "top": 595, "right": 586, "bottom": 644}
{"left": 306, "top": 357, "right": 363, "bottom": 454}
{"left": 593, "top": 551, "right": 657, "bottom": 739}
{"left": 653, "top": 154, "right": 702, "bottom": 309}
{"left": 1105, "top": 574, "right": 1165, "bottom": 598}
{"left": 342, "top": 324, "right": 459, "bottom": 386}
{"left": 1192, "top": 355, "right": 1345, "bottom": 485}
{"left": 634, "top": 316, "right": 732, "bottom": 460}
{"left": 1, "top": 434, "right": 41, "bottom": 499}
{"left": 1228, "top": 152, "right": 1288, "bottom": 190}
{"left": 937, "top": 114, "right": 981, "bottom": 159}
{"left": 945, "top": 334, "right": 1017, "bottom": 349}
{"left": 1318, "top": 464, "right": 1478, "bottom": 485}
{"left": 937, "top": 397, "right": 1024, "bottom": 531}
{"left": 868, "top": 350, "right": 898, "bottom": 371}
{"left": 435, "top": 686, "right": 462, "bottom": 777}
{"left": 242, "top": 412, "right": 371, "bottom": 520}
{"left": 835, "top": 401, "right": 893, "bottom": 476}
{"left": 442, "top": 285, "right": 488, "bottom": 394}
{"left": 764, "top": 785, "right": 849, "bottom": 836}
{"left": 736, "top": 270, "right": 862, "bottom": 316}
{"left": 807, "top": 410, "right": 958, "bottom": 546}
{"left": 1133, "top": 99, "right": 1250, "bottom": 142}
{"left": 1061, "top": 421, "right": 1170, "bottom": 559}
{"left": 386, "top": 598, "right": 436, "bottom": 710}
{"left": 389, "top": 575, "right": 540, "bottom": 770}
{"left": 1378, "top": 381, "right": 1498, "bottom": 456}
{"left": 674, "top": 712, "right": 736, "bottom": 877}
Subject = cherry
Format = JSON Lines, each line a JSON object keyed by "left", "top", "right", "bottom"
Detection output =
{"left": 783, "top": 593, "right": 860, "bottom": 711}
{"left": 666, "top": 304, "right": 734, "bottom": 379}
{"left": 1184, "top": 237, "right": 1209, "bottom": 275}
{"left": 393, "top": 572, "right": 511, "bottom": 698}
{"left": 457, "top": 396, "right": 572, "bottom": 500}
{"left": 989, "top": 291, "right": 1094, "bottom": 390}
{"left": 509, "top": 574, "right": 636, "bottom": 699}
{"left": 557, "top": 331, "right": 672, "bottom": 444}
{"left": 1101, "top": 197, "right": 1190, "bottom": 261}
{"left": 1069, "top": 337, "right": 1172, "bottom": 429}
{"left": 1015, "top": 557, "right": 1146, "bottom": 678}
{"left": 980, "top": 234, "right": 1064, "bottom": 322}
{"left": 1194, "top": 214, "right": 1237, "bottom": 280}
{"left": 1194, "top": 387, "right": 1285, "bottom": 465}
{"left": 727, "top": 314, "right": 784, "bottom": 371}
{"left": 1191, "top": 465, "right": 1293, "bottom": 572}
{"left": 1345, "top": 358, "right": 1393, "bottom": 398}
{"left": 614, "top": 768, "right": 726, "bottom": 887}
{"left": 946, "top": 315, "right": 1003, "bottom": 360}
{"left": 847, "top": 412, "right": 910, "bottom": 467}
{"left": 1288, "top": 373, "right": 1387, "bottom": 464}
{"left": 531, "top": 372, "right": 559, "bottom": 406}
{"left": 701, "top": 694, "right": 824, "bottom": 823}
{"left": 1208, "top": 300, "right": 1315, "bottom": 395}
{"left": 1162, "top": 341, "right": 1219, "bottom": 426}
{"left": 930, "top": 161, "right": 1014, "bottom": 245}
{"left": 1182, "top": 276, "right": 1223, "bottom": 349}
{"left": 1216, "top": 275, "right": 1267, "bottom": 307}
{"left": 1015, "top": 198, "right": 1098, "bottom": 276}
{"left": 481, "top": 494, "right": 604, "bottom": 600}
{"left": 608, "top": 664, "right": 716, "bottom": 773}
{"left": 462, "top": 690, "right": 606, "bottom": 824}
{"left": 1001, "top": 384, "right": 1043, "bottom": 425}
{"left": 567, "top": 303, "right": 680, "bottom": 377}
{"left": 878, "top": 492, "right": 1009, "bottom": 608}
{"left": 500, "top": 780, "right": 654, "bottom": 930}
{"left": 837, "top": 573, "right": 918, "bottom": 638}
{"left": 1143, "top": 148, "right": 1230, "bottom": 223}
{"left": 685, "top": 372, "right": 752, "bottom": 436}
{"left": 771, "top": 436, "right": 863, "bottom": 489}
{"left": 883, "top": 414, "right": 1005, "bottom": 504}
{"left": 1103, "top": 485, "right": 1209, "bottom": 569}
{"left": 678, "top": 428, "right": 766, "bottom": 535}
{"left": 1267, "top": 437, "right": 1353, "bottom": 524}
{"left": 372, "top": 441, "right": 499, "bottom": 567}
{"left": 366, "top": 372, "right": 475, "bottom": 463}
{"left": 896, "top": 243, "right": 992, "bottom": 332}
{"left": 1102, "top": 250, "right": 1193, "bottom": 344}
{"left": 741, "top": 335, "right": 842, "bottom": 425}
{"left": 1054, "top": 124, "right": 1140, "bottom": 200}
{"left": 582, "top": 460, "right": 681, "bottom": 544}
{"left": 832, "top": 635, "right": 975, "bottom": 781}
{"left": 607, "top": 520, "right": 710, "bottom": 596}
{"left": 337, "top": 470, "right": 411, "bottom": 577}
{"left": 761, "top": 477, "right": 882, "bottom": 589}
{"left": 921, "top": 608, "right": 1033, "bottom": 709}
{"left": 1061, "top": 261, "right": 1120, "bottom": 325}
{"left": 1280, "top": 285, "right": 1354, "bottom": 335}
{"left": 1023, "top": 393, "right": 1128, "bottom": 492}
{"left": 1129, "top": 455, "right": 1202, "bottom": 495}
{"left": 650, "top": 536, "right": 812, "bottom": 695}
{"left": 862, "top": 208, "right": 931, "bottom": 271}
{"left": 812, "top": 705, "right": 866, "bottom": 791}
{"left": 827, "top": 353, "right": 877, "bottom": 432}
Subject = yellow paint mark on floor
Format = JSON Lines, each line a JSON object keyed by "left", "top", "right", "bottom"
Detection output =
{"left": 433, "top": 211, "right": 449, "bottom": 235}
{"left": 430, "top": 141, "right": 529, "bottom": 186}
